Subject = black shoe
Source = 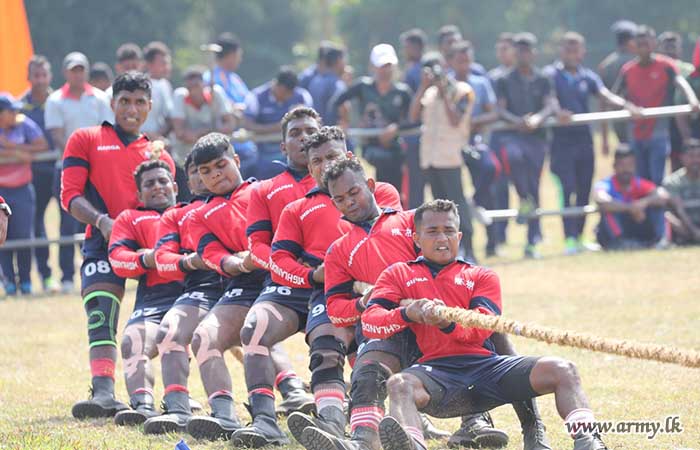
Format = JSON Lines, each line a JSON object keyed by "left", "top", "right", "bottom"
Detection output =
{"left": 114, "top": 406, "right": 158, "bottom": 426}
{"left": 288, "top": 411, "right": 345, "bottom": 445}
{"left": 301, "top": 425, "right": 376, "bottom": 450}
{"left": 231, "top": 415, "right": 290, "bottom": 448}
{"left": 448, "top": 412, "right": 509, "bottom": 448}
{"left": 522, "top": 419, "right": 552, "bottom": 450}
{"left": 276, "top": 388, "right": 316, "bottom": 416}
{"left": 187, "top": 415, "right": 242, "bottom": 441}
{"left": 71, "top": 386, "right": 128, "bottom": 419}
{"left": 573, "top": 433, "right": 608, "bottom": 450}
{"left": 420, "top": 413, "right": 450, "bottom": 440}
{"left": 143, "top": 392, "right": 192, "bottom": 434}
{"left": 379, "top": 416, "right": 425, "bottom": 450}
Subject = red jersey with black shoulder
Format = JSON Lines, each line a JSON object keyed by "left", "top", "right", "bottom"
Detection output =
{"left": 362, "top": 257, "right": 502, "bottom": 362}
{"left": 325, "top": 209, "right": 419, "bottom": 327}
{"left": 60, "top": 122, "right": 175, "bottom": 254}
{"left": 108, "top": 208, "right": 183, "bottom": 301}
{"left": 155, "top": 196, "right": 223, "bottom": 291}
{"left": 269, "top": 182, "right": 402, "bottom": 289}
{"left": 246, "top": 166, "right": 315, "bottom": 270}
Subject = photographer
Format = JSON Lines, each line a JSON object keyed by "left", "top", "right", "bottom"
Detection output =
{"left": 409, "top": 52, "right": 475, "bottom": 261}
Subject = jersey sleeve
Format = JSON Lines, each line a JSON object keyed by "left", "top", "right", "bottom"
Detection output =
{"left": 269, "top": 204, "right": 315, "bottom": 288}
{"left": 108, "top": 213, "right": 148, "bottom": 279}
{"left": 60, "top": 130, "right": 91, "bottom": 212}
{"left": 324, "top": 240, "right": 363, "bottom": 327}
{"left": 245, "top": 185, "right": 273, "bottom": 270}
{"left": 361, "top": 265, "right": 411, "bottom": 339}
{"left": 154, "top": 207, "right": 189, "bottom": 280}
{"left": 44, "top": 96, "right": 64, "bottom": 130}
{"left": 439, "top": 268, "right": 502, "bottom": 346}
{"left": 374, "top": 182, "right": 403, "bottom": 210}
{"left": 191, "top": 207, "right": 231, "bottom": 277}
{"left": 638, "top": 178, "right": 657, "bottom": 196}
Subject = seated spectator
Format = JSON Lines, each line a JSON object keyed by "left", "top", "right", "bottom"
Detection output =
{"left": 242, "top": 66, "right": 312, "bottom": 180}
{"left": 663, "top": 139, "right": 700, "bottom": 244}
{"left": 171, "top": 65, "right": 235, "bottom": 197}
{"left": 89, "top": 62, "right": 114, "bottom": 92}
{"left": 0, "top": 93, "right": 49, "bottom": 295}
{"left": 593, "top": 145, "right": 670, "bottom": 250}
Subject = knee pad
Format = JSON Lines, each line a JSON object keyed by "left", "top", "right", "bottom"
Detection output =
{"left": 309, "top": 335, "right": 346, "bottom": 389}
{"left": 84, "top": 290, "right": 121, "bottom": 348}
{"left": 350, "top": 361, "right": 391, "bottom": 408}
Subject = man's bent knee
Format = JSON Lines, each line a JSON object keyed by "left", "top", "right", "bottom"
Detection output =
{"left": 309, "top": 335, "right": 346, "bottom": 389}
{"left": 350, "top": 360, "right": 391, "bottom": 408}
{"left": 192, "top": 325, "right": 222, "bottom": 366}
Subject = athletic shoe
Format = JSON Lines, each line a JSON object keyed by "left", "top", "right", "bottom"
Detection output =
{"left": 231, "top": 414, "right": 290, "bottom": 447}
{"left": 276, "top": 388, "right": 316, "bottom": 416}
{"left": 19, "top": 281, "right": 32, "bottom": 295}
{"left": 288, "top": 411, "right": 345, "bottom": 445}
{"left": 564, "top": 237, "right": 579, "bottom": 256}
{"left": 522, "top": 418, "right": 552, "bottom": 450}
{"left": 572, "top": 432, "right": 608, "bottom": 450}
{"left": 420, "top": 413, "right": 450, "bottom": 440}
{"left": 72, "top": 386, "right": 129, "bottom": 419}
{"left": 379, "top": 416, "right": 426, "bottom": 450}
{"left": 524, "top": 244, "right": 542, "bottom": 260}
{"left": 516, "top": 198, "right": 536, "bottom": 224}
{"left": 447, "top": 412, "right": 509, "bottom": 448}
{"left": 114, "top": 405, "right": 159, "bottom": 426}
{"left": 42, "top": 277, "right": 61, "bottom": 293}
{"left": 61, "top": 281, "right": 75, "bottom": 294}
{"left": 301, "top": 426, "right": 377, "bottom": 450}
{"left": 4, "top": 282, "right": 17, "bottom": 297}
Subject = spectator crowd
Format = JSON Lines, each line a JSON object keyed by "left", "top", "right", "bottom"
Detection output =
{"left": 1, "top": 20, "right": 700, "bottom": 297}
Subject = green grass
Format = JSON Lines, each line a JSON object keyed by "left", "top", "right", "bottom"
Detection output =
{"left": 1, "top": 146, "right": 699, "bottom": 449}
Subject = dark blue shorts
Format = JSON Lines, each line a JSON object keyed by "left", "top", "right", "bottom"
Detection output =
{"left": 127, "top": 294, "right": 177, "bottom": 326}
{"left": 253, "top": 281, "right": 312, "bottom": 333}
{"left": 214, "top": 278, "right": 262, "bottom": 308}
{"left": 173, "top": 285, "right": 224, "bottom": 311}
{"left": 356, "top": 328, "right": 423, "bottom": 369}
{"left": 305, "top": 288, "right": 331, "bottom": 336}
{"left": 404, "top": 354, "right": 540, "bottom": 418}
{"left": 80, "top": 256, "right": 126, "bottom": 293}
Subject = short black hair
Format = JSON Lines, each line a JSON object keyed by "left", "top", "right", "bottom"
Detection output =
{"left": 184, "top": 151, "right": 196, "bottom": 174}
{"left": 143, "top": 41, "right": 170, "bottom": 63}
{"left": 437, "top": 25, "right": 461, "bottom": 46}
{"left": 415, "top": 199, "right": 460, "bottom": 229}
{"left": 659, "top": 31, "right": 681, "bottom": 43}
{"left": 90, "top": 62, "right": 114, "bottom": 82}
{"left": 614, "top": 143, "right": 635, "bottom": 162}
{"left": 112, "top": 71, "right": 151, "bottom": 98}
{"left": 192, "top": 132, "right": 235, "bottom": 166}
{"left": 635, "top": 25, "right": 656, "bottom": 39}
{"left": 683, "top": 138, "right": 700, "bottom": 152}
{"left": 116, "top": 43, "right": 143, "bottom": 63}
{"left": 322, "top": 45, "right": 345, "bottom": 68}
{"left": 281, "top": 106, "right": 322, "bottom": 140}
{"left": 275, "top": 66, "right": 298, "bottom": 91}
{"left": 303, "top": 126, "right": 346, "bottom": 154}
{"left": 27, "top": 55, "right": 51, "bottom": 76}
{"left": 215, "top": 32, "right": 241, "bottom": 58}
{"left": 446, "top": 40, "right": 473, "bottom": 59}
{"left": 323, "top": 157, "right": 365, "bottom": 188}
{"left": 400, "top": 28, "right": 427, "bottom": 49}
{"left": 183, "top": 65, "right": 206, "bottom": 81}
{"left": 133, "top": 159, "right": 173, "bottom": 191}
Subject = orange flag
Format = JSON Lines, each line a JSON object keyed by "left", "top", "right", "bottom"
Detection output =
{"left": 0, "top": 0, "right": 34, "bottom": 96}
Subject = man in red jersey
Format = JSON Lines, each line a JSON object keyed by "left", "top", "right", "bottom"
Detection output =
{"left": 362, "top": 199, "right": 607, "bottom": 450}
{"left": 237, "top": 126, "right": 401, "bottom": 447}
{"left": 107, "top": 160, "right": 180, "bottom": 426}
{"left": 61, "top": 71, "right": 175, "bottom": 419}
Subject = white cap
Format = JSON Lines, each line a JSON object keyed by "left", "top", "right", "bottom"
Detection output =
{"left": 370, "top": 43, "right": 398, "bottom": 68}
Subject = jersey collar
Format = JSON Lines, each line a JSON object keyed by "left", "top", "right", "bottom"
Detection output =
{"left": 305, "top": 186, "right": 329, "bottom": 198}
{"left": 60, "top": 83, "right": 95, "bottom": 100}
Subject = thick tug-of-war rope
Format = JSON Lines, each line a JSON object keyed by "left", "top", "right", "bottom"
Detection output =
{"left": 425, "top": 303, "right": 700, "bottom": 369}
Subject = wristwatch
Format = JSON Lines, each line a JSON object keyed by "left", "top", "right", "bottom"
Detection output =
{"left": 0, "top": 202, "right": 12, "bottom": 217}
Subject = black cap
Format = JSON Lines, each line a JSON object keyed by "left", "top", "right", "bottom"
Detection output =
{"left": 513, "top": 32, "right": 537, "bottom": 47}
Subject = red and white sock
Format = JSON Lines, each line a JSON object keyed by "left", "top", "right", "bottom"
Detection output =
{"left": 314, "top": 387, "right": 345, "bottom": 414}
{"left": 164, "top": 384, "right": 189, "bottom": 396}
{"left": 90, "top": 358, "right": 115, "bottom": 380}
{"left": 350, "top": 406, "right": 384, "bottom": 432}
{"left": 405, "top": 425, "right": 426, "bottom": 448}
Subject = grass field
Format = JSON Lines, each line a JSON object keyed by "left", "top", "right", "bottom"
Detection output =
{"left": 1, "top": 148, "right": 699, "bottom": 450}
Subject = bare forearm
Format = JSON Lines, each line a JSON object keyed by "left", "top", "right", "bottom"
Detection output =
{"left": 69, "top": 196, "right": 105, "bottom": 226}
{"left": 49, "top": 129, "right": 66, "bottom": 152}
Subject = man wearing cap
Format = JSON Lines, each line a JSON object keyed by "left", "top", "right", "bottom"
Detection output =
{"left": 614, "top": 25, "right": 700, "bottom": 186}
{"left": 495, "top": 32, "right": 558, "bottom": 259}
{"left": 0, "top": 93, "right": 49, "bottom": 295}
{"left": 45, "top": 51, "right": 112, "bottom": 294}
{"left": 333, "top": 44, "right": 413, "bottom": 194}
{"left": 21, "top": 55, "right": 60, "bottom": 293}
{"left": 598, "top": 20, "right": 638, "bottom": 152}
{"left": 242, "top": 66, "right": 313, "bottom": 180}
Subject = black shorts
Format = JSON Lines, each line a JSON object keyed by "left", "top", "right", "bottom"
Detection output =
{"left": 356, "top": 328, "right": 423, "bottom": 370}
{"left": 214, "top": 277, "right": 262, "bottom": 308}
{"left": 305, "top": 288, "right": 331, "bottom": 336}
{"left": 253, "top": 281, "right": 313, "bottom": 333}
{"left": 80, "top": 256, "right": 126, "bottom": 293}
{"left": 127, "top": 295, "right": 177, "bottom": 326}
{"left": 404, "top": 354, "right": 540, "bottom": 418}
{"left": 174, "top": 284, "right": 225, "bottom": 311}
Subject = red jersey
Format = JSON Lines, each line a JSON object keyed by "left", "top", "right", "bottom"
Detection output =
{"left": 362, "top": 258, "right": 502, "bottom": 362}
{"left": 190, "top": 180, "right": 254, "bottom": 277}
{"left": 269, "top": 183, "right": 402, "bottom": 289}
{"left": 108, "top": 208, "right": 183, "bottom": 300}
{"left": 245, "top": 167, "right": 315, "bottom": 270}
{"left": 60, "top": 122, "right": 175, "bottom": 246}
{"left": 619, "top": 55, "right": 678, "bottom": 140}
{"left": 325, "top": 209, "right": 418, "bottom": 327}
